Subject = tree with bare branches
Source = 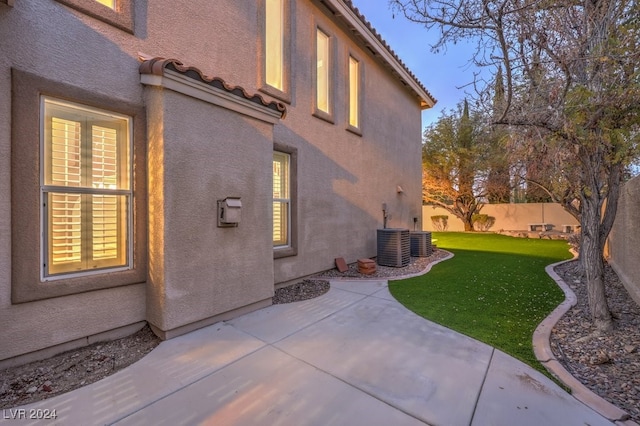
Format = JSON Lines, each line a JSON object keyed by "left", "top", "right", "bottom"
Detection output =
{"left": 392, "top": 0, "right": 640, "bottom": 333}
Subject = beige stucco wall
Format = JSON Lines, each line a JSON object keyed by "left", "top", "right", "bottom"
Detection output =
{"left": 145, "top": 86, "right": 275, "bottom": 335}
{"left": 608, "top": 176, "right": 640, "bottom": 306}
{"left": 422, "top": 203, "right": 580, "bottom": 232}
{"left": 0, "top": 0, "right": 148, "bottom": 364}
{"left": 273, "top": 1, "right": 424, "bottom": 284}
{"left": 0, "top": 0, "right": 427, "bottom": 361}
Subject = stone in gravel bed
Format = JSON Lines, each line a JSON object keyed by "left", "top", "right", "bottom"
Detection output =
{"left": 551, "top": 261, "right": 640, "bottom": 424}
{"left": 272, "top": 279, "right": 330, "bottom": 304}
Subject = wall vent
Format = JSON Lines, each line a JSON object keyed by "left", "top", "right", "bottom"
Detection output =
{"left": 377, "top": 228, "right": 410, "bottom": 267}
{"left": 410, "top": 231, "right": 432, "bottom": 257}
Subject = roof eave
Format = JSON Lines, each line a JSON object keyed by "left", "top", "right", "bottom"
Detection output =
{"left": 320, "top": 0, "right": 436, "bottom": 109}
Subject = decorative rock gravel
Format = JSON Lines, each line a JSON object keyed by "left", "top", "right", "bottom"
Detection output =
{"left": 551, "top": 261, "right": 640, "bottom": 423}
{"left": 272, "top": 280, "right": 330, "bottom": 304}
{"left": 0, "top": 326, "right": 160, "bottom": 409}
{"left": 272, "top": 250, "right": 448, "bottom": 305}
{"left": 314, "top": 250, "right": 449, "bottom": 280}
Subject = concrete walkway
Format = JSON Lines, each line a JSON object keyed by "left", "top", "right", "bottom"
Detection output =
{"left": 2, "top": 280, "right": 617, "bottom": 426}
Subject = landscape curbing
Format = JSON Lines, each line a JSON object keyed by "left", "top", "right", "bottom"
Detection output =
{"left": 534, "top": 260, "right": 638, "bottom": 425}
{"left": 387, "top": 251, "right": 455, "bottom": 281}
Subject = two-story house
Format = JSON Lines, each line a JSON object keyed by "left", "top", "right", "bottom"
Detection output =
{"left": 0, "top": 0, "right": 435, "bottom": 366}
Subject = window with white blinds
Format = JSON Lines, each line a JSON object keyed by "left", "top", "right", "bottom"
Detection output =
{"left": 273, "top": 151, "right": 290, "bottom": 247}
{"left": 42, "top": 97, "right": 132, "bottom": 278}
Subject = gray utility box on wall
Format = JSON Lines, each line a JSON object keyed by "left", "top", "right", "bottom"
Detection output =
{"left": 377, "top": 228, "right": 410, "bottom": 267}
{"left": 410, "top": 231, "right": 432, "bottom": 257}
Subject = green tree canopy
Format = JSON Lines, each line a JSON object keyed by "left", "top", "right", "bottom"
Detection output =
{"left": 423, "top": 100, "right": 502, "bottom": 230}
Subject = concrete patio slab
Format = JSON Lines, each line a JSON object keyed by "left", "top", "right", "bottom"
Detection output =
{"left": 275, "top": 291, "right": 494, "bottom": 425}
{"left": 115, "top": 346, "right": 426, "bottom": 426}
{"left": 331, "top": 279, "right": 399, "bottom": 302}
{"left": 228, "top": 287, "right": 364, "bottom": 344}
{"left": 329, "top": 279, "right": 388, "bottom": 296}
{"left": 1, "top": 279, "right": 619, "bottom": 426}
{"left": 1, "top": 324, "right": 265, "bottom": 425}
{"left": 472, "top": 349, "right": 613, "bottom": 426}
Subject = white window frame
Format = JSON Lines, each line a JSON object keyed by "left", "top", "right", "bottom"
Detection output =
{"left": 273, "top": 151, "right": 291, "bottom": 249}
{"left": 40, "top": 96, "right": 133, "bottom": 281}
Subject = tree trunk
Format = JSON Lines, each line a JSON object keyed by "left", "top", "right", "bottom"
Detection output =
{"left": 580, "top": 179, "right": 613, "bottom": 333}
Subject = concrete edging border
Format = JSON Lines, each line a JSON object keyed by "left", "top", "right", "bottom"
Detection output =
{"left": 534, "top": 259, "right": 637, "bottom": 425}
{"left": 388, "top": 250, "right": 455, "bottom": 281}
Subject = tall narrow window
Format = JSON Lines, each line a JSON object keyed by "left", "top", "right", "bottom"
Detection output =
{"left": 316, "top": 29, "right": 331, "bottom": 114}
{"left": 273, "top": 151, "right": 290, "bottom": 248}
{"left": 348, "top": 56, "right": 360, "bottom": 129}
{"left": 42, "top": 97, "right": 132, "bottom": 278}
{"left": 265, "top": 0, "right": 284, "bottom": 90}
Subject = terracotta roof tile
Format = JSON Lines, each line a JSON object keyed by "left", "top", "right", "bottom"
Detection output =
{"left": 139, "top": 57, "right": 287, "bottom": 119}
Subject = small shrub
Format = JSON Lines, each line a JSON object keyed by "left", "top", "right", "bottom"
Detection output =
{"left": 472, "top": 214, "right": 496, "bottom": 231}
{"left": 431, "top": 215, "right": 449, "bottom": 231}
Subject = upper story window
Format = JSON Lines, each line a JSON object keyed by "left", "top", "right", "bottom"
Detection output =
{"left": 316, "top": 29, "right": 331, "bottom": 114}
{"left": 55, "top": 0, "right": 134, "bottom": 33}
{"left": 313, "top": 26, "right": 334, "bottom": 123}
{"left": 348, "top": 55, "right": 362, "bottom": 133}
{"left": 265, "top": 0, "right": 284, "bottom": 90}
{"left": 262, "top": 0, "right": 291, "bottom": 102}
{"left": 42, "top": 97, "right": 132, "bottom": 278}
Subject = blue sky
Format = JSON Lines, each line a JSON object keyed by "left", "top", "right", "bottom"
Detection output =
{"left": 350, "top": 1, "right": 481, "bottom": 128}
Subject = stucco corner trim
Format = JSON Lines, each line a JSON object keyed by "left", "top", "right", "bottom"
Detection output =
{"left": 139, "top": 57, "right": 287, "bottom": 124}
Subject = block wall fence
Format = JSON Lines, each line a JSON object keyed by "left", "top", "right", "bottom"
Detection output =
{"left": 422, "top": 203, "right": 579, "bottom": 233}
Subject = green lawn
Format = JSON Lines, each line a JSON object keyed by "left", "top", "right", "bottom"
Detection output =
{"left": 389, "top": 232, "right": 572, "bottom": 374}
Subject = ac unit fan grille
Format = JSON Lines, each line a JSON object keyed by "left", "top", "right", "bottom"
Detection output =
{"left": 410, "top": 231, "right": 432, "bottom": 257}
{"left": 377, "top": 228, "right": 410, "bottom": 267}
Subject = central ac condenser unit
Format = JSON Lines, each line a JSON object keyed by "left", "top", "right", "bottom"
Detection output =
{"left": 410, "top": 231, "right": 432, "bottom": 257}
{"left": 377, "top": 228, "right": 410, "bottom": 267}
